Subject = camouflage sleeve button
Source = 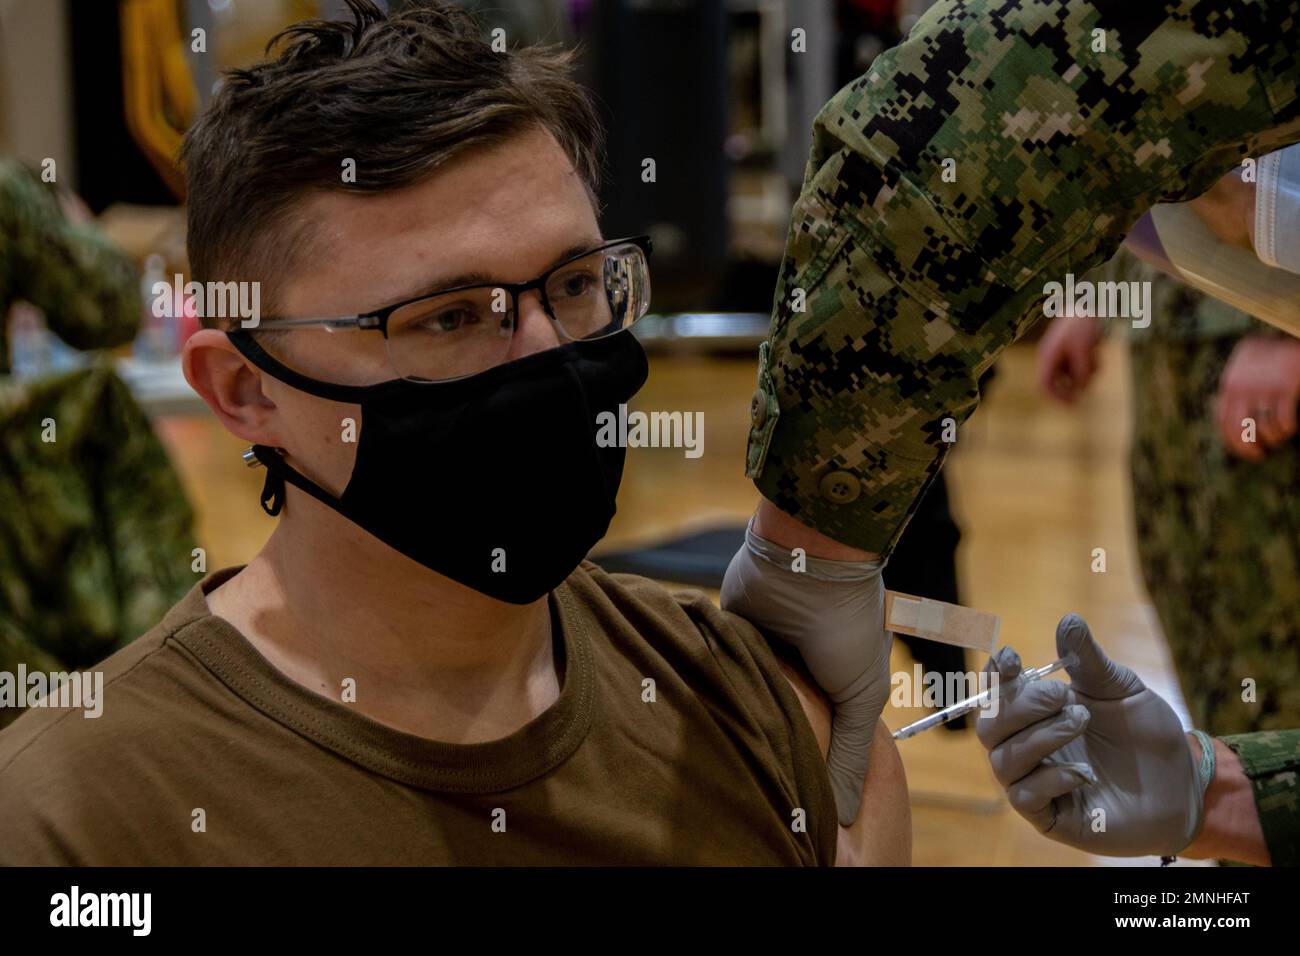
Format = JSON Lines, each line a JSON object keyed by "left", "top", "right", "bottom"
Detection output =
{"left": 744, "top": 340, "right": 781, "bottom": 479}
{"left": 818, "top": 469, "right": 861, "bottom": 505}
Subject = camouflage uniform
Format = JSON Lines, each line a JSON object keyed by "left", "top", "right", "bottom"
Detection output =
{"left": 0, "top": 159, "right": 198, "bottom": 728}
{"left": 1082, "top": 253, "right": 1300, "bottom": 737}
{"left": 745, "top": 0, "right": 1300, "bottom": 861}
{"left": 0, "top": 159, "right": 141, "bottom": 374}
{"left": 1222, "top": 729, "right": 1300, "bottom": 866}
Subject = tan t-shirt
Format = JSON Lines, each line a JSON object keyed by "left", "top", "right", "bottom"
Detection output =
{"left": 0, "top": 561, "right": 837, "bottom": 865}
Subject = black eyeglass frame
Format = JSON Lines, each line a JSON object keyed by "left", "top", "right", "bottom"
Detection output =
{"left": 239, "top": 234, "right": 654, "bottom": 341}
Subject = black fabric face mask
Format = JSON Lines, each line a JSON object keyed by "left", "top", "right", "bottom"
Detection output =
{"left": 227, "top": 329, "right": 650, "bottom": 604}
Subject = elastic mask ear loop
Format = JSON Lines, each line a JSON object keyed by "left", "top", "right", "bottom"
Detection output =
{"left": 243, "top": 443, "right": 347, "bottom": 517}
{"left": 243, "top": 444, "right": 288, "bottom": 516}
{"left": 260, "top": 465, "right": 286, "bottom": 516}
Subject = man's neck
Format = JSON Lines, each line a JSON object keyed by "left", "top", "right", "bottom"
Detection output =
{"left": 204, "top": 506, "right": 560, "bottom": 744}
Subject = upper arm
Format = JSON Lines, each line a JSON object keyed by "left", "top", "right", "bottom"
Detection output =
{"left": 777, "top": 659, "right": 911, "bottom": 866}
{"left": 0, "top": 162, "right": 140, "bottom": 349}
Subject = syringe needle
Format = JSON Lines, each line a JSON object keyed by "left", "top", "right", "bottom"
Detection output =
{"left": 892, "top": 652, "right": 1077, "bottom": 740}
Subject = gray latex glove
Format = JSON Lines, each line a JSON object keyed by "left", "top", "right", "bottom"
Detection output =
{"left": 977, "top": 614, "right": 1207, "bottom": 856}
{"left": 720, "top": 517, "right": 890, "bottom": 826}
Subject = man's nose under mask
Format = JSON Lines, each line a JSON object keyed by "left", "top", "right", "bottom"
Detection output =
{"left": 227, "top": 329, "right": 650, "bottom": 604}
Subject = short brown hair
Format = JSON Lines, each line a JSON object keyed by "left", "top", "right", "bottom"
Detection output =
{"left": 181, "top": 0, "right": 605, "bottom": 327}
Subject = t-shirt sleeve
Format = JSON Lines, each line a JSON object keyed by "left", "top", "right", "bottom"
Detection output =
{"left": 0, "top": 716, "right": 89, "bottom": 865}
{"left": 603, "top": 569, "right": 840, "bottom": 865}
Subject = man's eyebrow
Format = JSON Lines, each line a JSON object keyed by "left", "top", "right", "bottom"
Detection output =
{"left": 393, "top": 238, "right": 606, "bottom": 302}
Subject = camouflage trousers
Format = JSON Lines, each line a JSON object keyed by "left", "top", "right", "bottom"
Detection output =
{"left": 1129, "top": 335, "right": 1300, "bottom": 735}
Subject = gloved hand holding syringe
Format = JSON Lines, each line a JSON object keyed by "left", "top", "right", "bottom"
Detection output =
{"left": 893, "top": 653, "right": 1078, "bottom": 740}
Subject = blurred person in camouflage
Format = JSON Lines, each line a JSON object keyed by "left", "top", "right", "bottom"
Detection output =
{"left": 0, "top": 159, "right": 138, "bottom": 373}
{"left": 1037, "top": 251, "right": 1300, "bottom": 738}
{"left": 0, "top": 158, "right": 197, "bottom": 728}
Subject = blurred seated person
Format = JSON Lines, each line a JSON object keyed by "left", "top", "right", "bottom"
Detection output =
{"left": 0, "top": 158, "right": 197, "bottom": 724}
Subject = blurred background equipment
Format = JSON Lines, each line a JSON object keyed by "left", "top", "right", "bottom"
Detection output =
{"left": 587, "top": 0, "right": 730, "bottom": 311}
{"left": 118, "top": 0, "right": 200, "bottom": 198}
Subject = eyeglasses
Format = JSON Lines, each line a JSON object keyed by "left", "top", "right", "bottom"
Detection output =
{"left": 240, "top": 235, "right": 652, "bottom": 383}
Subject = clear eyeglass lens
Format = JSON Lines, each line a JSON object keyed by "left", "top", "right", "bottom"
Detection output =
{"left": 387, "top": 286, "right": 514, "bottom": 382}
{"left": 386, "top": 242, "right": 650, "bottom": 382}
{"left": 545, "top": 243, "right": 650, "bottom": 340}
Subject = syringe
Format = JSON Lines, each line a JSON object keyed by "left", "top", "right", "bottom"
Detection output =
{"left": 892, "top": 652, "right": 1078, "bottom": 740}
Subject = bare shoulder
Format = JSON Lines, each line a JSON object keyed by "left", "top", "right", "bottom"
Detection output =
{"left": 776, "top": 659, "right": 912, "bottom": 866}
{"left": 776, "top": 658, "right": 832, "bottom": 755}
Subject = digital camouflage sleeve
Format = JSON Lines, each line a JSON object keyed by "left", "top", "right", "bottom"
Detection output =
{"left": 0, "top": 158, "right": 140, "bottom": 373}
{"left": 746, "top": 0, "right": 1300, "bottom": 554}
{"left": 1221, "top": 730, "right": 1300, "bottom": 866}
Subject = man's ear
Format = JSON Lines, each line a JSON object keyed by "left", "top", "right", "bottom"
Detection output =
{"left": 182, "top": 328, "right": 280, "bottom": 445}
